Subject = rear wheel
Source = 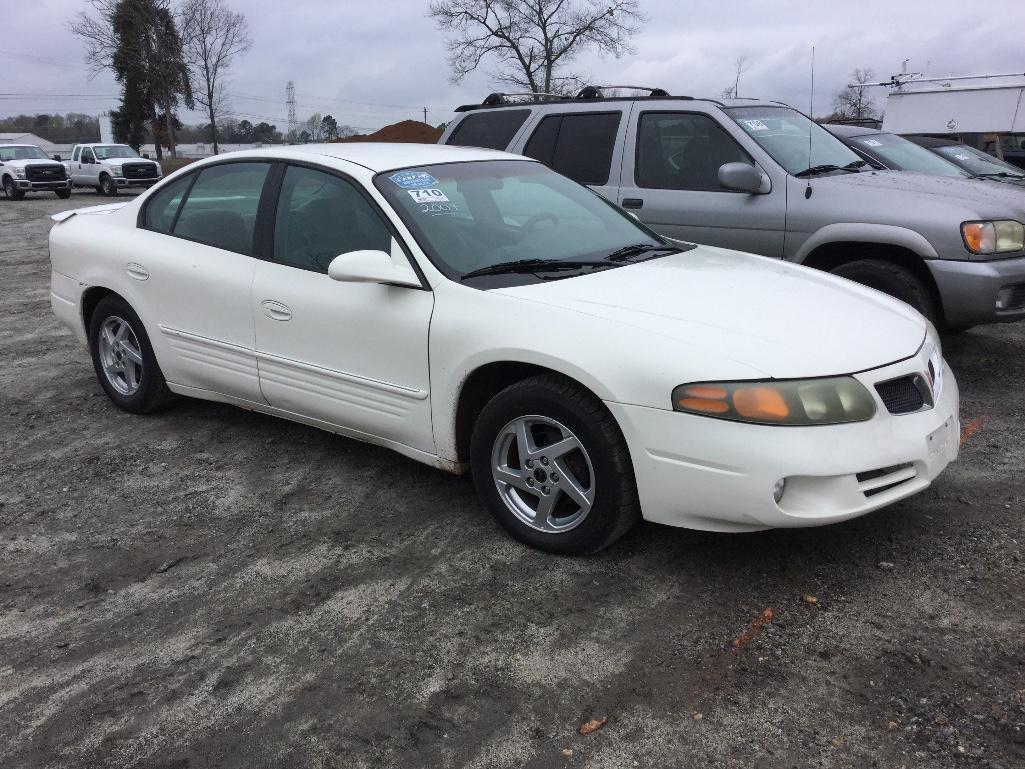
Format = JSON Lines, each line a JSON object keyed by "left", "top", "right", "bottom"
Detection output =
{"left": 88, "top": 295, "right": 175, "bottom": 413}
{"left": 3, "top": 176, "right": 24, "bottom": 200}
{"left": 99, "top": 174, "right": 118, "bottom": 197}
{"left": 831, "top": 259, "right": 938, "bottom": 324}
{"left": 470, "top": 375, "right": 640, "bottom": 554}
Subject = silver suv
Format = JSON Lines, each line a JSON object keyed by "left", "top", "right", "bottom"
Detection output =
{"left": 439, "top": 89, "right": 1025, "bottom": 329}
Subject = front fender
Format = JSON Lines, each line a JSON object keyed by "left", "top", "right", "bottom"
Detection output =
{"left": 793, "top": 223, "right": 939, "bottom": 264}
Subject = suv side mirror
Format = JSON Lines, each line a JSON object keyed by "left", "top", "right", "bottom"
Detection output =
{"left": 327, "top": 249, "right": 420, "bottom": 288}
{"left": 719, "top": 162, "right": 769, "bottom": 194}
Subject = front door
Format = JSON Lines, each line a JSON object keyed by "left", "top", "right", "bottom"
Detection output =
{"left": 618, "top": 110, "right": 787, "bottom": 256}
{"left": 252, "top": 163, "right": 435, "bottom": 453}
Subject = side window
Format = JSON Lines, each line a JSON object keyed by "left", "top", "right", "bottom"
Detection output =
{"left": 72, "top": 147, "right": 80, "bottom": 162}
{"left": 636, "top": 112, "right": 753, "bottom": 191}
{"left": 446, "top": 109, "right": 531, "bottom": 150}
{"left": 273, "top": 165, "right": 392, "bottom": 273}
{"left": 524, "top": 112, "right": 621, "bottom": 185}
{"left": 173, "top": 162, "right": 270, "bottom": 255}
{"left": 82, "top": 148, "right": 95, "bottom": 163}
{"left": 143, "top": 174, "right": 193, "bottom": 234}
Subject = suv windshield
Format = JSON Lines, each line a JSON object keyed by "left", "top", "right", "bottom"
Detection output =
{"left": 0, "top": 145, "right": 51, "bottom": 161}
{"left": 727, "top": 106, "right": 863, "bottom": 175}
{"left": 93, "top": 145, "right": 140, "bottom": 160}
{"left": 374, "top": 160, "right": 680, "bottom": 284}
{"left": 854, "top": 133, "right": 967, "bottom": 177}
{"left": 934, "top": 144, "right": 1025, "bottom": 178}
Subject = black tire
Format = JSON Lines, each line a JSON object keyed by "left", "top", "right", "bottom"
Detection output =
{"left": 56, "top": 188, "right": 72, "bottom": 199}
{"left": 3, "top": 176, "right": 25, "bottom": 201}
{"left": 99, "top": 174, "right": 118, "bottom": 197}
{"left": 831, "top": 259, "right": 939, "bottom": 324}
{"left": 94, "top": 185, "right": 104, "bottom": 194}
{"left": 88, "top": 295, "right": 176, "bottom": 414}
{"left": 469, "top": 374, "right": 640, "bottom": 554}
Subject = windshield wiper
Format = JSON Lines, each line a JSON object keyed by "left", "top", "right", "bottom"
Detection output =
{"left": 604, "top": 243, "right": 682, "bottom": 262}
{"left": 461, "top": 258, "right": 615, "bottom": 280}
{"left": 976, "top": 171, "right": 1024, "bottom": 179}
{"left": 794, "top": 160, "right": 865, "bottom": 178}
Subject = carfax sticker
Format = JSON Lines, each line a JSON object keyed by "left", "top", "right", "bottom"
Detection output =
{"left": 742, "top": 119, "right": 769, "bottom": 131}
{"left": 861, "top": 138, "right": 883, "bottom": 147}
{"left": 407, "top": 188, "right": 450, "bottom": 204}
{"left": 390, "top": 170, "right": 438, "bottom": 189}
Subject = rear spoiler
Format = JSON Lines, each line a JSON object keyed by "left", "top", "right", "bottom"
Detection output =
{"left": 51, "top": 202, "right": 128, "bottom": 224}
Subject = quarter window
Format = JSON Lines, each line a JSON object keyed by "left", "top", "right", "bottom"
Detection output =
{"left": 636, "top": 112, "right": 753, "bottom": 191}
{"left": 72, "top": 147, "right": 80, "bottom": 162}
{"left": 523, "top": 112, "right": 621, "bottom": 185}
{"left": 172, "top": 162, "right": 270, "bottom": 255}
{"left": 143, "top": 174, "right": 192, "bottom": 234}
{"left": 273, "top": 165, "right": 392, "bottom": 273}
{"left": 446, "top": 109, "right": 531, "bottom": 150}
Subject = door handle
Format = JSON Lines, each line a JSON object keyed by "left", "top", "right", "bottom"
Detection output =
{"left": 621, "top": 198, "right": 644, "bottom": 209}
{"left": 126, "top": 262, "right": 149, "bottom": 281}
{"left": 261, "top": 300, "right": 292, "bottom": 321}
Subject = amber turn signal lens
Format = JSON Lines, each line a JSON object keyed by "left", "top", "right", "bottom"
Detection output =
{"left": 961, "top": 222, "right": 991, "bottom": 254}
{"left": 732, "top": 386, "right": 790, "bottom": 420}
{"left": 677, "top": 397, "right": 730, "bottom": 413}
{"left": 681, "top": 385, "right": 728, "bottom": 400}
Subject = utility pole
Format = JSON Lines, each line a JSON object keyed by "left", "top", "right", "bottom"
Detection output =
{"left": 423, "top": 107, "right": 428, "bottom": 125}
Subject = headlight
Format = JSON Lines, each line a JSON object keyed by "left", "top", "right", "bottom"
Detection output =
{"left": 672, "top": 377, "right": 877, "bottom": 426}
{"left": 961, "top": 220, "right": 1025, "bottom": 254}
{"left": 111, "top": 165, "right": 123, "bottom": 177}
{"left": 13, "top": 168, "right": 25, "bottom": 179}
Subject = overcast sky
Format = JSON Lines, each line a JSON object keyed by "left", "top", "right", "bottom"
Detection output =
{"left": 4, "top": 0, "right": 1022, "bottom": 132}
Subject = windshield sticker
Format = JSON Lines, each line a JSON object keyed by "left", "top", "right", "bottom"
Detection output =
{"left": 954, "top": 154, "right": 971, "bottom": 161}
{"left": 742, "top": 119, "right": 769, "bottom": 131}
{"left": 861, "top": 138, "right": 883, "bottom": 147}
{"left": 390, "top": 170, "right": 438, "bottom": 189}
{"left": 407, "top": 188, "right": 450, "bottom": 204}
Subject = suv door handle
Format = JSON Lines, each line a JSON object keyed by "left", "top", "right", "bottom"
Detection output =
{"left": 621, "top": 198, "right": 643, "bottom": 209}
{"left": 261, "top": 300, "right": 292, "bottom": 321}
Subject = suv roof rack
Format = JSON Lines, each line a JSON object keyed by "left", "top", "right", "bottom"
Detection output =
{"left": 575, "top": 85, "right": 672, "bottom": 99}
{"left": 454, "top": 92, "right": 571, "bottom": 112}
{"left": 454, "top": 86, "right": 691, "bottom": 112}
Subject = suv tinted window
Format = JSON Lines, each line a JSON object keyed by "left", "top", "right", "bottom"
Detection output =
{"left": 637, "top": 112, "right": 753, "bottom": 191}
{"left": 173, "top": 162, "right": 270, "bottom": 255}
{"left": 143, "top": 173, "right": 192, "bottom": 233}
{"left": 274, "top": 165, "right": 392, "bottom": 273}
{"left": 446, "top": 109, "right": 531, "bottom": 150}
{"left": 524, "top": 112, "right": 621, "bottom": 185}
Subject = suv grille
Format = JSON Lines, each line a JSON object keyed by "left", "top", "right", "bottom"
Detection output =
{"left": 123, "top": 162, "right": 158, "bottom": 180}
{"left": 26, "top": 163, "right": 67, "bottom": 182}
{"left": 875, "top": 374, "right": 931, "bottom": 415}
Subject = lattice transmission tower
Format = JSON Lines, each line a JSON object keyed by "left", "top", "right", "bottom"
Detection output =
{"left": 286, "top": 81, "right": 298, "bottom": 143}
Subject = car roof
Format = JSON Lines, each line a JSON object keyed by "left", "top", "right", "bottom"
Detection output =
{"left": 453, "top": 96, "right": 788, "bottom": 114}
{"left": 215, "top": 142, "right": 526, "bottom": 173}
{"left": 824, "top": 124, "right": 882, "bottom": 138}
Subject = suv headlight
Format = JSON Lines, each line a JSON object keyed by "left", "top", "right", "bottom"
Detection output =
{"left": 961, "top": 220, "right": 1025, "bottom": 254}
{"left": 111, "top": 165, "right": 123, "bottom": 177}
{"left": 672, "top": 377, "right": 877, "bottom": 425}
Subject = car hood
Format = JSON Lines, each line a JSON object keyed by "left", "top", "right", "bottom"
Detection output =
{"left": 492, "top": 246, "right": 926, "bottom": 379}
{"left": 818, "top": 170, "right": 1025, "bottom": 214}
{"left": 4, "top": 159, "right": 63, "bottom": 168}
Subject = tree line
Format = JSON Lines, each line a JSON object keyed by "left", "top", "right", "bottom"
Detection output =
{"left": 0, "top": 114, "right": 101, "bottom": 144}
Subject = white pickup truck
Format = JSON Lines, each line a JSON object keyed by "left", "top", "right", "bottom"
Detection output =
{"left": 0, "top": 144, "right": 72, "bottom": 200}
{"left": 64, "top": 143, "right": 162, "bottom": 196}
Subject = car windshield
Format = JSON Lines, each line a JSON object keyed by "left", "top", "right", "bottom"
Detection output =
{"left": 933, "top": 144, "right": 1025, "bottom": 178}
{"left": 727, "top": 106, "right": 863, "bottom": 175}
{"left": 93, "top": 145, "right": 140, "bottom": 159}
{"left": 0, "top": 145, "right": 51, "bottom": 161}
{"left": 374, "top": 160, "right": 680, "bottom": 284}
{"left": 853, "top": 133, "right": 968, "bottom": 177}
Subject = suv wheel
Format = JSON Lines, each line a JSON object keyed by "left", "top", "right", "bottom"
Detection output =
{"left": 831, "top": 259, "right": 938, "bottom": 325}
{"left": 3, "top": 176, "right": 25, "bottom": 200}
{"left": 99, "top": 174, "right": 118, "bottom": 197}
{"left": 469, "top": 375, "right": 640, "bottom": 554}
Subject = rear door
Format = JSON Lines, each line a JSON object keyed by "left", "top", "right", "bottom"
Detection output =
{"left": 618, "top": 109, "right": 787, "bottom": 256}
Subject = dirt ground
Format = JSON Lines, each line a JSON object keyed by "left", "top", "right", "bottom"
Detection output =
{"left": 1, "top": 191, "right": 1023, "bottom": 769}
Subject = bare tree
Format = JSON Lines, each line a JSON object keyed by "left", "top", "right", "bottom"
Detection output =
{"left": 427, "top": 0, "right": 644, "bottom": 95}
{"left": 180, "top": 0, "right": 251, "bottom": 154}
{"left": 721, "top": 55, "right": 750, "bottom": 99}
{"left": 832, "top": 68, "right": 880, "bottom": 123}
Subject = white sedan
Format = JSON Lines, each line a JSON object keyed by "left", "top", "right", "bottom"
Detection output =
{"left": 49, "top": 144, "right": 959, "bottom": 553}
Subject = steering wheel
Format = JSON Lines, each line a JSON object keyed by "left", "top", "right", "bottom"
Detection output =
{"left": 521, "top": 212, "right": 560, "bottom": 232}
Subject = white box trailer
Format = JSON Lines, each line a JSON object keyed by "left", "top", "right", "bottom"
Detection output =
{"left": 882, "top": 82, "right": 1025, "bottom": 134}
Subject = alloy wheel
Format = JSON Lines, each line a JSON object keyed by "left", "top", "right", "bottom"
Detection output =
{"left": 98, "top": 315, "right": 144, "bottom": 395}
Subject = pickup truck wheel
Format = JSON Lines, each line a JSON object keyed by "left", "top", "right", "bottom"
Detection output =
{"left": 831, "top": 259, "right": 938, "bottom": 324}
{"left": 3, "top": 176, "right": 25, "bottom": 200}
{"left": 55, "top": 189, "right": 72, "bottom": 199}
{"left": 88, "top": 295, "right": 176, "bottom": 414}
{"left": 469, "top": 374, "right": 640, "bottom": 554}
{"left": 99, "top": 174, "right": 118, "bottom": 197}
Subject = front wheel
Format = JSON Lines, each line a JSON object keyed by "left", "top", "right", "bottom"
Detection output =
{"left": 88, "top": 295, "right": 175, "bottom": 413}
{"left": 469, "top": 375, "right": 640, "bottom": 554}
{"left": 99, "top": 174, "right": 118, "bottom": 197}
{"left": 56, "top": 188, "right": 72, "bottom": 199}
{"left": 3, "top": 176, "right": 25, "bottom": 200}
{"left": 830, "top": 259, "right": 938, "bottom": 325}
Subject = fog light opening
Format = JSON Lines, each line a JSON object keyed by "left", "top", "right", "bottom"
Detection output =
{"left": 773, "top": 478, "right": 786, "bottom": 504}
{"left": 995, "top": 286, "right": 1013, "bottom": 311}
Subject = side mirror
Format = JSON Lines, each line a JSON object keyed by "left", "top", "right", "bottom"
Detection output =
{"left": 53, "top": 154, "right": 62, "bottom": 161}
{"left": 718, "top": 162, "right": 769, "bottom": 194}
{"left": 327, "top": 249, "right": 420, "bottom": 288}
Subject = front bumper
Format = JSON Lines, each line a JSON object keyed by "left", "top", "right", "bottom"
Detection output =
{"left": 16, "top": 179, "right": 72, "bottom": 191}
{"left": 928, "top": 254, "right": 1025, "bottom": 326}
{"left": 113, "top": 176, "right": 160, "bottom": 188}
{"left": 608, "top": 350, "right": 959, "bottom": 532}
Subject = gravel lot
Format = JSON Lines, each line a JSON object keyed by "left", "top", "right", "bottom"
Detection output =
{"left": 1, "top": 191, "right": 1023, "bottom": 769}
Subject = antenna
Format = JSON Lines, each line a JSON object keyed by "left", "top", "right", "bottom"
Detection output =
{"left": 806, "top": 46, "right": 814, "bottom": 199}
{"left": 286, "top": 81, "right": 298, "bottom": 143}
